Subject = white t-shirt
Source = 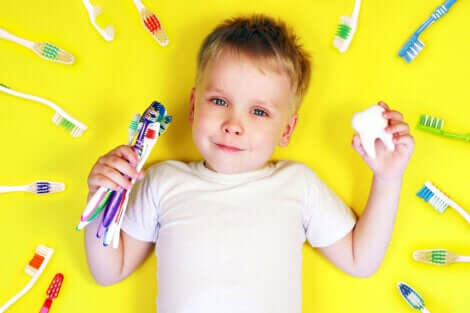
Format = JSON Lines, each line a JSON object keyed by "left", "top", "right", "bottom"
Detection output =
{"left": 122, "top": 160, "right": 356, "bottom": 313}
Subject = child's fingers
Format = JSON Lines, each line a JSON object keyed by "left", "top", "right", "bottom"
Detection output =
{"left": 352, "top": 134, "right": 368, "bottom": 158}
{"left": 110, "top": 145, "right": 140, "bottom": 164}
{"left": 92, "top": 163, "right": 133, "bottom": 190}
{"left": 386, "top": 122, "right": 410, "bottom": 135}
{"left": 99, "top": 154, "right": 140, "bottom": 179}
{"left": 377, "top": 101, "right": 389, "bottom": 111}
{"left": 383, "top": 110, "right": 403, "bottom": 122}
{"left": 88, "top": 173, "right": 121, "bottom": 191}
{"left": 393, "top": 134, "right": 415, "bottom": 148}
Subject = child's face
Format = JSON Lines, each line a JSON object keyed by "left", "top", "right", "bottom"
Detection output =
{"left": 189, "top": 49, "right": 298, "bottom": 174}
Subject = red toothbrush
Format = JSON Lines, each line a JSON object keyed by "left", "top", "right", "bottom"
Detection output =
{"left": 39, "top": 273, "right": 64, "bottom": 313}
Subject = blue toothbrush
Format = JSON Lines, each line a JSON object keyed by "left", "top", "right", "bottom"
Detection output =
{"left": 399, "top": 0, "right": 458, "bottom": 63}
{"left": 397, "top": 282, "right": 431, "bottom": 313}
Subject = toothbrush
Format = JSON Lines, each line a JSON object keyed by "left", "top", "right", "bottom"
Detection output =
{"left": 82, "top": 0, "right": 115, "bottom": 41}
{"left": 0, "top": 84, "right": 88, "bottom": 137}
{"left": 417, "top": 114, "right": 470, "bottom": 142}
{"left": 39, "top": 273, "right": 64, "bottom": 313}
{"left": 0, "top": 28, "right": 74, "bottom": 64}
{"left": 398, "top": 0, "right": 459, "bottom": 63}
{"left": 417, "top": 181, "right": 470, "bottom": 224}
{"left": 77, "top": 113, "right": 142, "bottom": 231}
{"left": 77, "top": 102, "right": 172, "bottom": 248}
{"left": 0, "top": 27, "right": 74, "bottom": 65}
{"left": 333, "top": 0, "right": 361, "bottom": 53}
{"left": 76, "top": 187, "right": 112, "bottom": 230}
{"left": 104, "top": 111, "right": 167, "bottom": 245}
{"left": 128, "top": 113, "right": 141, "bottom": 145}
{"left": 413, "top": 249, "right": 470, "bottom": 266}
{"left": 132, "top": 0, "right": 169, "bottom": 46}
{"left": 0, "top": 181, "right": 65, "bottom": 195}
{"left": 106, "top": 122, "right": 160, "bottom": 247}
{"left": 0, "top": 245, "right": 54, "bottom": 313}
{"left": 397, "top": 282, "right": 431, "bottom": 313}
{"left": 111, "top": 115, "right": 172, "bottom": 248}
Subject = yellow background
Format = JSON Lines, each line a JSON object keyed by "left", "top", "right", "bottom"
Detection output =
{"left": 1, "top": 0, "right": 469, "bottom": 312}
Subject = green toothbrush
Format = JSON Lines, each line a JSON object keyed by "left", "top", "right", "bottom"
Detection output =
{"left": 417, "top": 114, "right": 470, "bottom": 142}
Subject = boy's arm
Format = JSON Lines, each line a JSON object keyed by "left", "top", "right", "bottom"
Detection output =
{"left": 84, "top": 213, "right": 154, "bottom": 286}
{"left": 84, "top": 146, "right": 152, "bottom": 286}
{"left": 318, "top": 177, "right": 402, "bottom": 277}
{"left": 318, "top": 102, "right": 414, "bottom": 278}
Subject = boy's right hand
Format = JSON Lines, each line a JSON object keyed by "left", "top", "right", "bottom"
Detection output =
{"left": 87, "top": 145, "right": 145, "bottom": 194}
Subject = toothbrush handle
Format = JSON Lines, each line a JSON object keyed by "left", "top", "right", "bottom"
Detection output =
{"left": 450, "top": 203, "right": 470, "bottom": 225}
{"left": 443, "top": 0, "right": 457, "bottom": 10}
{"left": 133, "top": 0, "right": 145, "bottom": 11}
{"left": 444, "top": 132, "right": 470, "bottom": 141}
{"left": 456, "top": 255, "right": 470, "bottom": 262}
{"left": 0, "top": 27, "right": 34, "bottom": 49}
{"left": 437, "top": 129, "right": 470, "bottom": 141}
{"left": 0, "top": 185, "right": 28, "bottom": 193}
{"left": 351, "top": 0, "right": 361, "bottom": 21}
{"left": 0, "top": 84, "right": 87, "bottom": 130}
{"left": 39, "top": 298, "right": 52, "bottom": 313}
{"left": 0, "top": 85, "right": 62, "bottom": 116}
{"left": 417, "top": 125, "right": 470, "bottom": 142}
{"left": 416, "top": 0, "right": 458, "bottom": 35}
{"left": 421, "top": 308, "right": 431, "bottom": 313}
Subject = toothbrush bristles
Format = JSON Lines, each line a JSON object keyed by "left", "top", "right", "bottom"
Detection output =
{"left": 336, "top": 22, "right": 352, "bottom": 39}
{"left": 420, "top": 114, "right": 444, "bottom": 129}
{"left": 333, "top": 16, "right": 355, "bottom": 52}
{"left": 141, "top": 8, "right": 169, "bottom": 46}
{"left": 25, "top": 245, "right": 53, "bottom": 276}
{"left": 53, "top": 112, "right": 85, "bottom": 137}
{"left": 417, "top": 182, "right": 450, "bottom": 213}
{"left": 413, "top": 249, "right": 457, "bottom": 265}
{"left": 399, "top": 38, "right": 424, "bottom": 63}
{"left": 32, "top": 181, "right": 65, "bottom": 195}
{"left": 33, "top": 42, "right": 74, "bottom": 64}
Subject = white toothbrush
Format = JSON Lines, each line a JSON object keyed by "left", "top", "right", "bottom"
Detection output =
{"left": 0, "top": 181, "right": 65, "bottom": 195}
{"left": 333, "top": 0, "right": 361, "bottom": 53}
{"left": 0, "top": 27, "right": 74, "bottom": 64}
{"left": 82, "top": 0, "right": 115, "bottom": 41}
{"left": 0, "top": 84, "right": 88, "bottom": 138}
{"left": 417, "top": 181, "right": 470, "bottom": 224}
{"left": 0, "top": 245, "right": 54, "bottom": 313}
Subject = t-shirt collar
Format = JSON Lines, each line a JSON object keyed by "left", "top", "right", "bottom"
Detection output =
{"left": 194, "top": 160, "right": 275, "bottom": 184}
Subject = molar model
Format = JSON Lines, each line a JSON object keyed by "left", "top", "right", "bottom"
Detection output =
{"left": 351, "top": 105, "right": 395, "bottom": 159}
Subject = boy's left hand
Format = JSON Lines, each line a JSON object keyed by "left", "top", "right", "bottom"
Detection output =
{"left": 352, "top": 101, "right": 414, "bottom": 182}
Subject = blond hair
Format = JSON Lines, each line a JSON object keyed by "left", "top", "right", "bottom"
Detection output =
{"left": 196, "top": 14, "right": 311, "bottom": 112}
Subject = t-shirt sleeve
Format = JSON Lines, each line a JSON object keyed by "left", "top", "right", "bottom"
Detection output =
{"left": 301, "top": 165, "right": 356, "bottom": 248}
{"left": 121, "top": 169, "right": 160, "bottom": 243}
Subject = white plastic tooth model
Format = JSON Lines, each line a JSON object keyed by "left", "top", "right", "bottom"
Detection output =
{"left": 351, "top": 105, "right": 395, "bottom": 159}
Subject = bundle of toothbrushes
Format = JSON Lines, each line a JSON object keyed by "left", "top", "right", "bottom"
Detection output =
{"left": 76, "top": 101, "right": 172, "bottom": 248}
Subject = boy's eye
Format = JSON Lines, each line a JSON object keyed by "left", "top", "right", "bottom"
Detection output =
{"left": 253, "top": 108, "right": 268, "bottom": 117}
{"left": 212, "top": 98, "right": 226, "bottom": 106}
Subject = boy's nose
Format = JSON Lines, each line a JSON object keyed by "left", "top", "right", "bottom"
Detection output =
{"left": 222, "top": 119, "right": 243, "bottom": 136}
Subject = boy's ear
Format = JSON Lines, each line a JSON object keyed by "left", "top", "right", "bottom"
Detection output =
{"left": 279, "top": 114, "right": 298, "bottom": 147}
{"left": 189, "top": 88, "right": 196, "bottom": 124}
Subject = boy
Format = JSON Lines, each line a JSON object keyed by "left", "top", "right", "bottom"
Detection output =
{"left": 85, "top": 15, "right": 414, "bottom": 312}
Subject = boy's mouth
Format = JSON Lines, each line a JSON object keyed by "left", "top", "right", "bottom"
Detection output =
{"left": 215, "top": 143, "right": 243, "bottom": 152}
